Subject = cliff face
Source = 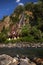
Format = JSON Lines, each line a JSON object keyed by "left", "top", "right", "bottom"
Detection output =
{"left": 0, "top": 1, "right": 43, "bottom": 42}
{"left": 0, "top": 16, "right": 12, "bottom": 32}
{"left": 0, "top": 22, "right": 4, "bottom": 32}
{"left": 3, "top": 16, "right": 11, "bottom": 29}
{"left": 0, "top": 10, "right": 33, "bottom": 33}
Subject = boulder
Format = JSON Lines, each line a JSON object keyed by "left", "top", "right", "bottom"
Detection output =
{"left": 0, "top": 54, "right": 13, "bottom": 65}
{"left": 30, "top": 62, "right": 36, "bottom": 65}
{"left": 20, "top": 57, "right": 36, "bottom": 65}
{"left": 33, "top": 57, "right": 43, "bottom": 65}
{"left": 0, "top": 54, "right": 37, "bottom": 65}
{"left": 0, "top": 54, "right": 20, "bottom": 65}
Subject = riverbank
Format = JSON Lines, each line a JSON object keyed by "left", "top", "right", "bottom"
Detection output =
{"left": 0, "top": 42, "right": 43, "bottom": 48}
{"left": 0, "top": 54, "right": 43, "bottom": 65}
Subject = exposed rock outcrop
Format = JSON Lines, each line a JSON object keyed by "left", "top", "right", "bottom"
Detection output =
{"left": 0, "top": 54, "right": 43, "bottom": 65}
{"left": 0, "top": 16, "right": 11, "bottom": 32}
{"left": 0, "top": 54, "right": 37, "bottom": 65}
{"left": 0, "top": 54, "right": 19, "bottom": 65}
{"left": 33, "top": 57, "right": 43, "bottom": 65}
{"left": 0, "top": 54, "right": 13, "bottom": 65}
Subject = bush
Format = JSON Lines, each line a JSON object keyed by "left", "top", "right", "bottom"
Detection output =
{"left": 19, "top": 36, "right": 34, "bottom": 42}
{"left": 30, "top": 27, "right": 42, "bottom": 40}
{"left": 21, "top": 24, "right": 31, "bottom": 37}
{"left": 0, "top": 33, "right": 7, "bottom": 43}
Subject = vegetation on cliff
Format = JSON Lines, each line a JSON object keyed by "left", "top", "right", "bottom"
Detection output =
{"left": 0, "top": 0, "right": 43, "bottom": 43}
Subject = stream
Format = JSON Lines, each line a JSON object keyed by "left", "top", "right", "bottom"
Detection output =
{"left": 0, "top": 47, "right": 43, "bottom": 58}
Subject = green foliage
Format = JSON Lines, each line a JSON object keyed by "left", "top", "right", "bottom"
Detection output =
{"left": 5, "top": 38, "right": 19, "bottom": 43}
{"left": 21, "top": 24, "right": 31, "bottom": 37}
{"left": 0, "top": 32, "right": 7, "bottom": 43}
{"left": 10, "top": 16, "right": 19, "bottom": 24}
{"left": 20, "top": 36, "right": 34, "bottom": 42}
{"left": 14, "top": 5, "right": 24, "bottom": 14}
{"left": 30, "top": 27, "right": 42, "bottom": 40}
{"left": 0, "top": 1, "right": 43, "bottom": 43}
{"left": 0, "top": 27, "right": 8, "bottom": 43}
{"left": 25, "top": 2, "right": 34, "bottom": 11}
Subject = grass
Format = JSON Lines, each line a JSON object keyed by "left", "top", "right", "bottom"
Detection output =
{"left": 5, "top": 36, "right": 37, "bottom": 43}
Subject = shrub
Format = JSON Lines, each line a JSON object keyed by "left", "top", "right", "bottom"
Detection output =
{"left": 0, "top": 33, "right": 7, "bottom": 43}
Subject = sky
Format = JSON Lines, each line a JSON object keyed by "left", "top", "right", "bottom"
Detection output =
{"left": 0, "top": 0, "right": 37, "bottom": 19}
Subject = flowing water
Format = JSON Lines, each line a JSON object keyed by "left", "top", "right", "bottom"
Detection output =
{"left": 0, "top": 47, "right": 43, "bottom": 58}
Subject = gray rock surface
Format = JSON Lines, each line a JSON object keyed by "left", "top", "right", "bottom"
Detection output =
{"left": 0, "top": 54, "right": 19, "bottom": 65}
{"left": 0, "top": 54, "right": 37, "bottom": 65}
{"left": 20, "top": 58, "right": 36, "bottom": 65}
{"left": 0, "top": 54, "right": 13, "bottom": 65}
